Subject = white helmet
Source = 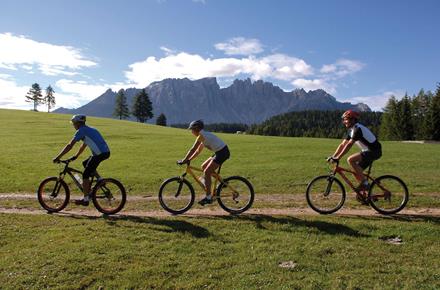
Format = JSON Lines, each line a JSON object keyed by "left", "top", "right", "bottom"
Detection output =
{"left": 71, "top": 114, "right": 86, "bottom": 123}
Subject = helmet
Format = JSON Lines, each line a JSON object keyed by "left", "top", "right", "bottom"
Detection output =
{"left": 341, "top": 110, "right": 360, "bottom": 120}
{"left": 71, "top": 114, "right": 86, "bottom": 123}
{"left": 188, "top": 119, "right": 204, "bottom": 130}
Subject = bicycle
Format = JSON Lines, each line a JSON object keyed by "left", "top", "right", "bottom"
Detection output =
{"left": 306, "top": 159, "right": 409, "bottom": 215}
{"left": 158, "top": 161, "right": 255, "bottom": 215}
{"left": 37, "top": 157, "right": 127, "bottom": 215}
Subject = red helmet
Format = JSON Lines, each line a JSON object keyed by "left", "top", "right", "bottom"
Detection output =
{"left": 341, "top": 109, "right": 360, "bottom": 120}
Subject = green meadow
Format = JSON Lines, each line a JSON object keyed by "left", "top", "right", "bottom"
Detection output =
{"left": 0, "top": 109, "right": 439, "bottom": 197}
{"left": 0, "top": 213, "right": 439, "bottom": 289}
{"left": 1, "top": 109, "right": 440, "bottom": 289}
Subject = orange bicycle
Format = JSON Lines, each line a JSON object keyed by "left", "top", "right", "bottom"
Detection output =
{"left": 306, "top": 159, "right": 409, "bottom": 215}
{"left": 159, "top": 161, "right": 254, "bottom": 215}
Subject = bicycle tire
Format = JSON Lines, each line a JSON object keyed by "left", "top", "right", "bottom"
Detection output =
{"left": 216, "top": 176, "right": 254, "bottom": 214}
{"left": 368, "top": 175, "right": 409, "bottom": 215}
{"left": 306, "top": 175, "right": 346, "bottom": 214}
{"left": 158, "top": 177, "right": 195, "bottom": 215}
{"left": 37, "top": 177, "right": 70, "bottom": 213}
{"left": 91, "top": 178, "right": 126, "bottom": 215}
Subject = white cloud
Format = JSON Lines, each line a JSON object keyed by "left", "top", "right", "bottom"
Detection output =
{"left": 125, "top": 52, "right": 312, "bottom": 87}
{"left": 192, "top": 0, "right": 206, "bottom": 3}
{"left": 215, "top": 37, "right": 264, "bottom": 56}
{"left": 292, "top": 78, "right": 336, "bottom": 94}
{"left": 345, "top": 91, "right": 404, "bottom": 111}
{"left": 320, "top": 59, "right": 364, "bottom": 78}
{"left": 0, "top": 33, "right": 97, "bottom": 76}
{"left": 0, "top": 75, "right": 34, "bottom": 110}
{"left": 55, "top": 79, "right": 133, "bottom": 107}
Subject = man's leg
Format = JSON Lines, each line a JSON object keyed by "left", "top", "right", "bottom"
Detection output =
{"left": 203, "top": 159, "right": 219, "bottom": 196}
{"left": 347, "top": 153, "right": 365, "bottom": 183}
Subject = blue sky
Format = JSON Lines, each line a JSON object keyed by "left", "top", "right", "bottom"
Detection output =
{"left": 0, "top": 0, "right": 439, "bottom": 111}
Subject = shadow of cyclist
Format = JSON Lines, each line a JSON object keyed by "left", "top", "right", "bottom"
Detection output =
{"left": 195, "top": 214, "right": 368, "bottom": 237}
{"left": 54, "top": 212, "right": 210, "bottom": 239}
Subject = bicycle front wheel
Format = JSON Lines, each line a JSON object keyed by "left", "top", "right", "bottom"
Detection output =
{"left": 216, "top": 176, "right": 254, "bottom": 214}
{"left": 306, "top": 175, "right": 346, "bottom": 214}
{"left": 158, "top": 177, "right": 195, "bottom": 215}
{"left": 369, "top": 175, "right": 409, "bottom": 215}
{"left": 37, "top": 177, "right": 70, "bottom": 213}
{"left": 92, "top": 178, "right": 126, "bottom": 215}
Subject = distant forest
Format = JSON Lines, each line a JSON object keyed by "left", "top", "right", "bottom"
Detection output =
{"left": 172, "top": 83, "right": 440, "bottom": 141}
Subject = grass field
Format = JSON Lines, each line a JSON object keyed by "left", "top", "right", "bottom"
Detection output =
{"left": 0, "top": 108, "right": 439, "bottom": 196}
{"left": 0, "top": 212, "right": 439, "bottom": 289}
{"left": 1, "top": 109, "right": 440, "bottom": 289}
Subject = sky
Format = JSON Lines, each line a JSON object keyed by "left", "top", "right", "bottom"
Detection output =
{"left": 0, "top": 0, "right": 439, "bottom": 111}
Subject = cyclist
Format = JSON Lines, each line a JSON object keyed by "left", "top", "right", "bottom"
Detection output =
{"left": 53, "top": 115, "right": 110, "bottom": 206}
{"left": 329, "top": 110, "right": 382, "bottom": 192}
{"left": 178, "top": 120, "right": 230, "bottom": 206}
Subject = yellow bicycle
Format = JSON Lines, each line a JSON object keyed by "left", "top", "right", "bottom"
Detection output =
{"left": 159, "top": 161, "right": 254, "bottom": 215}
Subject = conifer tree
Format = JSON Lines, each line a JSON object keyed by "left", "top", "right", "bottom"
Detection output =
{"left": 25, "top": 83, "right": 43, "bottom": 111}
{"left": 44, "top": 85, "right": 56, "bottom": 112}
{"left": 156, "top": 113, "right": 167, "bottom": 126}
{"left": 113, "top": 89, "right": 130, "bottom": 120}
{"left": 132, "top": 89, "right": 153, "bottom": 123}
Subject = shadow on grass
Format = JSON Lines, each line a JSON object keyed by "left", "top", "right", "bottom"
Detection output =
{"left": 342, "top": 213, "right": 440, "bottom": 224}
{"left": 54, "top": 212, "right": 210, "bottom": 239}
{"left": 211, "top": 214, "right": 368, "bottom": 237}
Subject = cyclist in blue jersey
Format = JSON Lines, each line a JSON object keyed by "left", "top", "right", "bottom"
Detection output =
{"left": 53, "top": 115, "right": 110, "bottom": 206}
{"left": 329, "top": 110, "right": 382, "bottom": 191}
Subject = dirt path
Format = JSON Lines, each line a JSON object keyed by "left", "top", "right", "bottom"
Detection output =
{"left": 1, "top": 193, "right": 439, "bottom": 218}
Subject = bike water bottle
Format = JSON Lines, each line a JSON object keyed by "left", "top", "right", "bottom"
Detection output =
{"left": 74, "top": 173, "right": 82, "bottom": 184}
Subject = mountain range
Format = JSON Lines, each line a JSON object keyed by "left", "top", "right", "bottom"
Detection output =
{"left": 55, "top": 77, "right": 370, "bottom": 124}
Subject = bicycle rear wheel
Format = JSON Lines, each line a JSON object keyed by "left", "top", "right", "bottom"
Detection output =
{"left": 216, "top": 176, "right": 254, "bottom": 214}
{"left": 368, "top": 175, "right": 409, "bottom": 215}
{"left": 91, "top": 178, "right": 126, "bottom": 215}
{"left": 158, "top": 177, "right": 195, "bottom": 215}
{"left": 37, "top": 177, "right": 70, "bottom": 213}
{"left": 306, "top": 175, "right": 346, "bottom": 214}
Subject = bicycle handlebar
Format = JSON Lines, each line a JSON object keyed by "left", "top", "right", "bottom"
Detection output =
{"left": 176, "top": 160, "right": 190, "bottom": 166}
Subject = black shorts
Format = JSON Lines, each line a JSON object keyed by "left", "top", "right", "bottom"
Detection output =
{"left": 359, "top": 148, "right": 382, "bottom": 169}
{"left": 82, "top": 152, "right": 110, "bottom": 179}
{"left": 212, "top": 146, "right": 230, "bottom": 165}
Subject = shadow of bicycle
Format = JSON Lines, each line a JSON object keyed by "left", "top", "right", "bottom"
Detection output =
{"left": 53, "top": 211, "right": 211, "bottom": 239}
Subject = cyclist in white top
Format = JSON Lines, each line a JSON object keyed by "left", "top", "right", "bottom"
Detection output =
{"left": 329, "top": 110, "right": 382, "bottom": 191}
{"left": 178, "top": 120, "right": 230, "bottom": 205}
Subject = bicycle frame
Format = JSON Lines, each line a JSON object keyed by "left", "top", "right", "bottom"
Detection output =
{"left": 57, "top": 160, "right": 100, "bottom": 193}
{"left": 180, "top": 164, "right": 224, "bottom": 196}
{"left": 329, "top": 162, "right": 390, "bottom": 198}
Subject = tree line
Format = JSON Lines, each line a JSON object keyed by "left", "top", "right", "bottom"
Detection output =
{"left": 25, "top": 83, "right": 56, "bottom": 112}
{"left": 171, "top": 123, "right": 249, "bottom": 133}
{"left": 380, "top": 84, "right": 440, "bottom": 140}
{"left": 247, "top": 110, "right": 382, "bottom": 139}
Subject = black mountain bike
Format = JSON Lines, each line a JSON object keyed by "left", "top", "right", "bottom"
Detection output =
{"left": 37, "top": 158, "right": 126, "bottom": 214}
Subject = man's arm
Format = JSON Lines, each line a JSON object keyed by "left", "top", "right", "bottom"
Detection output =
{"left": 334, "top": 139, "right": 355, "bottom": 160}
{"left": 181, "top": 140, "right": 203, "bottom": 162}
{"left": 74, "top": 143, "right": 87, "bottom": 159}
{"left": 53, "top": 139, "right": 77, "bottom": 162}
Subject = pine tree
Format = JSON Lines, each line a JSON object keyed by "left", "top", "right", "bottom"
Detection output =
{"left": 44, "top": 85, "right": 56, "bottom": 112}
{"left": 380, "top": 96, "right": 400, "bottom": 140}
{"left": 399, "top": 94, "right": 414, "bottom": 140}
{"left": 113, "top": 89, "right": 130, "bottom": 120}
{"left": 428, "top": 84, "right": 440, "bottom": 140}
{"left": 132, "top": 89, "right": 153, "bottom": 123}
{"left": 25, "top": 83, "right": 43, "bottom": 111}
{"left": 156, "top": 113, "right": 167, "bottom": 126}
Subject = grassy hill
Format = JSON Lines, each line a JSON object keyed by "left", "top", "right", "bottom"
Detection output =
{"left": 1, "top": 109, "right": 440, "bottom": 288}
{"left": 1, "top": 108, "right": 439, "bottom": 196}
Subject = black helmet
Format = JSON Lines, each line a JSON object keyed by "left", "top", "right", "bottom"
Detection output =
{"left": 188, "top": 119, "right": 204, "bottom": 130}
